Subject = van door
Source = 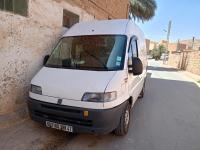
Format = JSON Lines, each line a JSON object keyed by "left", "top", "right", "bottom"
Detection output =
{"left": 128, "top": 37, "right": 143, "bottom": 105}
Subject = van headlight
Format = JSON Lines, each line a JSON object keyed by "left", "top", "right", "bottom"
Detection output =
{"left": 82, "top": 91, "right": 117, "bottom": 102}
{"left": 31, "top": 84, "right": 42, "bottom": 95}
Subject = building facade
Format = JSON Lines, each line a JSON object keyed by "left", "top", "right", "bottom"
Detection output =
{"left": 168, "top": 43, "right": 187, "bottom": 53}
{"left": 149, "top": 41, "right": 158, "bottom": 51}
{"left": 0, "top": 0, "right": 129, "bottom": 114}
{"left": 180, "top": 39, "right": 200, "bottom": 51}
{"left": 159, "top": 40, "right": 168, "bottom": 48}
{"left": 145, "top": 39, "right": 150, "bottom": 53}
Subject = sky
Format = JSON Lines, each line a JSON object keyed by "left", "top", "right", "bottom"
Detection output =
{"left": 136, "top": 0, "right": 200, "bottom": 42}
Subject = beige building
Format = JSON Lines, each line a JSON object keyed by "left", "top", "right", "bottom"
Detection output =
{"left": 159, "top": 40, "right": 168, "bottom": 48}
{"left": 0, "top": 0, "right": 130, "bottom": 114}
{"left": 145, "top": 39, "right": 158, "bottom": 52}
{"left": 149, "top": 41, "right": 158, "bottom": 50}
{"left": 158, "top": 39, "right": 187, "bottom": 53}
{"left": 145, "top": 39, "right": 150, "bottom": 52}
{"left": 180, "top": 39, "right": 200, "bottom": 50}
{"left": 168, "top": 42, "right": 187, "bottom": 52}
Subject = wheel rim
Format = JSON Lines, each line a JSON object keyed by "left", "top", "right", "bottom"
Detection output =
{"left": 124, "top": 109, "right": 130, "bottom": 127}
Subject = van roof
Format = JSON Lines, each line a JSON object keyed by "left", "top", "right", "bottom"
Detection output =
{"left": 63, "top": 19, "right": 141, "bottom": 37}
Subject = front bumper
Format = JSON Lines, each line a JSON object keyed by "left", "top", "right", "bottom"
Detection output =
{"left": 27, "top": 98, "right": 127, "bottom": 134}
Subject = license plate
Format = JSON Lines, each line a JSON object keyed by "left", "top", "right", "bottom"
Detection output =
{"left": 45, "top": 121, "right": 73, "bottom": 132}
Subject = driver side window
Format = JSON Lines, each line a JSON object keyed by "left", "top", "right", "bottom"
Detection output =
{"left": 128, "top": 38, "right": 138, "bottom": 66}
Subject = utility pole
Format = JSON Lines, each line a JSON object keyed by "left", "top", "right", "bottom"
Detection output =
{"left": 191, "top": 36, "right": 195, "bottom": 50}
{"left": 163, "top": 20, "right": 172, "bottom": 64}
{"left": 166, "top": 20, "right": 172, "bottom": 53}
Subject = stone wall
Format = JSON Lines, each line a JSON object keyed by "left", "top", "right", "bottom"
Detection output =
{"left": 0, "top": 0, "right": 94, "bottom": 114}
{"left": 67, "top": 0, "right": 129, "bottom": 19}
{"left": 167, "top": 53, "right": 182, "bottom": 68}
{"left": 167, "top": 50, "right": 200, "bottom": 75}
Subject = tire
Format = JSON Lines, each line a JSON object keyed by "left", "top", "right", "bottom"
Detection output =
{"left": 114, "top": 103, "right": 131, "bottom": 136}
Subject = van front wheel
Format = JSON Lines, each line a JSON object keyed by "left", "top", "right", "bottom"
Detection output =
{"left": 114, "top": 103, "right": 131, "bottom": 136}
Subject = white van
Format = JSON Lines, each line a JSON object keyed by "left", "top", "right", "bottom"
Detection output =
{"left": 28, "top": 19, "right": 147, "bottom": 136}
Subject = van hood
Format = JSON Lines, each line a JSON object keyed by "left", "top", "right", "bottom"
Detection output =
{"left": 31, "top": 67, "right": 116, "bottom": 100}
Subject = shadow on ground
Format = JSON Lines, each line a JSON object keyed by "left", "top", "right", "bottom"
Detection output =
{"left": 148, "top": 66, "right": 178, "bottom": 72}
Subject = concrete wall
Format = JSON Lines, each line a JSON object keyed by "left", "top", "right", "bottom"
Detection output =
{"left": 0, "top": 0, "right": 94, "bottom": 114}
{"left": 167, "top": 50, "right": 200, "bottom": 75}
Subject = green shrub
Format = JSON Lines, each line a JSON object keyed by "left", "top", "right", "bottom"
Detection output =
{"left": 151, "top": 44, "right": 166, "bottom": 60}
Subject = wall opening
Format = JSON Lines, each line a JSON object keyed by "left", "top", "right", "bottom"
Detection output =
{"left": 63, "top": 9, "right": 79, "bottom": 28}
{"left": 0, "top": 0, "right": 28, "bottom": 16}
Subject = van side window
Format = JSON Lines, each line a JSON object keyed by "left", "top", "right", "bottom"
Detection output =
{"left": 128, "top": 38, "right": 138, "bottom": 66}
{"left": 130, "top": 39, "right": 138, "bottom": 57}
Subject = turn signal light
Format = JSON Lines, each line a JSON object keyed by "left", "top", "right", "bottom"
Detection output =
{"left": 83, "top": 111, "right": 89, "bottom": 117}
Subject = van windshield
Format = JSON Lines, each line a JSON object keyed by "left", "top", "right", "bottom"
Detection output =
{"left": 45, "top": 35, "right": 127, "bottom": 71}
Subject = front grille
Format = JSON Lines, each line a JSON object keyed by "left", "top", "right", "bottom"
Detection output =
{"left": 34, "top": 110, "right": 92, "bottom": 126}
{"left": 29, "top": 100, "right": 93, "bottom": 127}
{"left": 41, "top": 104, "right": 81, "bottom": 114}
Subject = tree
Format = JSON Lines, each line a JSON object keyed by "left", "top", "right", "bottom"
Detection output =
{"left": 152, "top": 44, "right": 166, "bottom": 60}
{"left": 129, "top": 0, "right": 157, "bottom": 22}
{"left": 152, "top": 48, "right": 160, "bottom": 60}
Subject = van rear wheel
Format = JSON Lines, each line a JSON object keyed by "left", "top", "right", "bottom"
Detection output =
{"left": 114, "top": 103, "right": 131, "bottom": 136}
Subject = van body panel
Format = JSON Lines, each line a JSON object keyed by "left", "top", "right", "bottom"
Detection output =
{"left": 31, "top": 67, "right": 116, "bottom": 101}
{"left": 64, "top": 19, "right": 128, "bottom": 37}
{"left": 103, "top": 70, "right": 130, "bottom": 109}
{"left": 128, "top": 72, "right": 146, "bottom": 103}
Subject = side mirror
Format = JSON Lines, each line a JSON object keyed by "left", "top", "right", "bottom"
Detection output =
{"left": 43, "top": 55, "right": 49, "bottom": 65}
{"left": 128, "top": 57, "right": 143, "bottom": 75}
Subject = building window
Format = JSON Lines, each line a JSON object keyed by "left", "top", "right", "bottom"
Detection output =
{"left": 0, "top": 0, "right": 28, "bottom": 16}
{"left": 63, "top": 9, "right": 79, "bottom": 28}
